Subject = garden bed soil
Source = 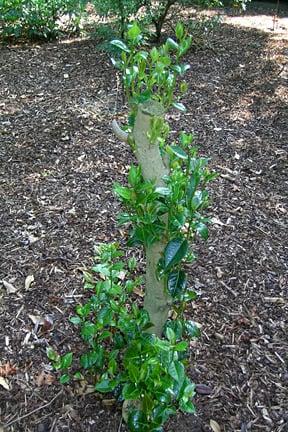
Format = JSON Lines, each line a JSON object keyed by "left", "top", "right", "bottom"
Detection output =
{"left": 0, "top": 5, "right": 287, "bottom": 432}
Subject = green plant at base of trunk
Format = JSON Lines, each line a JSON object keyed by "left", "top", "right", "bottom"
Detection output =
{"left": 48, "top": 243, "right": 197, "bottom": 431}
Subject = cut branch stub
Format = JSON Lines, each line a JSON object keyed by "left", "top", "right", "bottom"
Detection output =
{"left": 111, "top": 119, "right": 128, "bottom": 143}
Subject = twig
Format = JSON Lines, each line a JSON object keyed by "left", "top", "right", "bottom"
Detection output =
{"left": 4, "top": 390, "right": 63, "bottom": 428}
{"left": 220, "top": 281, "right": 237, "bottom": 298}
{"left": 50, "top": 417, "right": 58, "bottom": 432}
{"left": 117, "top": 417, "right": 123, "bottom": 432}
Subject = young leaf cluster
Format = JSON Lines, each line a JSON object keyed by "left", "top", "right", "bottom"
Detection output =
{"left": 111, "top": 22, "right": 191, "bottom": 115}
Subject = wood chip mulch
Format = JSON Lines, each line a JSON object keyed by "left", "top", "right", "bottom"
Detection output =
{"left": 0, "top": 7, "right": 287, "bottom": 432}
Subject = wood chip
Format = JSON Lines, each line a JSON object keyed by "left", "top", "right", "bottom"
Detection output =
{"left": 25, "top": 275, "right": 35, "bottom": 290}
{"left": 0, "top": 376, "right": 10, "bottom": 390}
{"left": 2, "top": 280, "right": 18, "bottom": 294}
{"left": 210, "top": 419, "right": 221, "bottom": 432}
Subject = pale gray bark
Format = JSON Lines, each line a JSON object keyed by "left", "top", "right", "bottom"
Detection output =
{"left": 113, "top": 100, "right": 171, "bottom": 337}
{"left": 133, "top": 100, "right": 168, "bottom": 186}
{"left": 132, "top": 101, "right": 170, "bottom": 337}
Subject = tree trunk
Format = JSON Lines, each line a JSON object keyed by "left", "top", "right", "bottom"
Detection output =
{"left": 132, "top": 100, "right": 171, "bottom": 337}
{"left": 152, "top": 0, "right": 176, "bottom": 43}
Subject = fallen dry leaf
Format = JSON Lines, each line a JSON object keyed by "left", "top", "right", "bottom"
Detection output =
{"left": 25, "top": 274, "right": 35, "bottom": 290}
{"left": 133, "top": 287, "right": 144, "bottom": 297}
{"left": 2, "top": 280, "right": 17, "bottom": 294}
{"left": 210, "top": 419, "right": 221, "bottom": 432}
{"left": 75, "top": 381, "right": 96, "bottom": 396}
{"left": 0, "top": 376, "right": 10, "bottom": 390}
{"left": 0, "top": 362, "right": 17, "bottom": 377}
{"left": 35, "top": 371, "right": 55, "bottom": 386}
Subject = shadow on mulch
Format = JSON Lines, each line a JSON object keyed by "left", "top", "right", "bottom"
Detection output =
{"left": 0, "top": 14, "right": 287, "bottom": 432}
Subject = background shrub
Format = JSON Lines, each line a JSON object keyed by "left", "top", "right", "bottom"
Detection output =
{"left": 0, "top": 0, "right": 86, "bottom": 40}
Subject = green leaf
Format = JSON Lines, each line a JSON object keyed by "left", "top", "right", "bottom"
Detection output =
{"left": 95, "top": 378, "right": 116, "bottom": 393}
{"left": 167, "top": 270, "right": 187, "bottom": 297}
{"left": 69, "top": 316, "right": 81, "bottom": 325}
{"left": 133, "top": 90, "right": 152, "bottom": 104}
{"left": 98, "top": 330, "right": 112, "bottom": 341}
{"left": 60, "top": 352, "right": 73, "bottom": 369}
{"left": 110, "top": 39, "right": 130, "bottom": 53}
{"left": 128, "top": 165, "right": 141, "bottom": 187}
{"left": 170, "top": 145, "right": 188, "bottom": 160}
{"left": 175, "top": 22, "right": 184, "bottom": 40}
{"left": 128, "top": 364, "right": 139, "bottom": 383}
{"left": 179, "top": 399, "right": 196, "bottom": 413}
{"left": 152, "top": 405, "right": 176, "bottom": 424}
{"left": 73, "top": 372, "right": 83, "bottom": 380}
{"left": 168, "top": 361, "right": 185, "bottom": 387}
{"left": 80, "top": 347, "right": 104, "bottom": 369}
{"left": 180, "top": 132, "right": 193, "bottom": 147}
{"left": 127, "top": 22, "right": 141, "bottom": 41}
{"left": 174, "top": 341, "right": 188, "bottom": 352}
{"left": 92, "top": 263, "right": 110, "bottom": 277}
{"left": 179, "top": 64, "right": 190, "bottom": 74}
{"left": 191, "top": 190, "right": 204, "bottom": 210}
{"left": 185, "top": 321, "right": 200, "bottom": 338}
{"left": 164, "top": 320, "right": 183, "bottom": 340}
{"left": 60, "top": 374, "right": 70, "bottom": 384}
{"left": 180, "top": 81, "right": 188, "bottom": 94}
{"left": 150, "top": 47, "right": 159, "bottom": 62}
{"left": 183, "top": 382, "right": 195, "bottom": 398}
{"left": 165, "top": 327, "right": 176, "bottom": 344}
{"left": 163, "top": 238, "right": 188, "bottom": 272}
{"left": 81, "top": 322, "right": 97, "bottom": 340}
{"left": 122, "top": 383, "right": 141, "bottom": 400}
{"left": 172, "top": 102, "right": 186, "bottom": 112}
{"left": 155, "top": 186, "right": 171, "bottom": 196}
{"left": 128, "top": 256, "right": 137, "bottom": 271}
{"left": 98, "top": 305, "right": 113, "bottom": 326}
{"left": 195, "top": 222, "right": 209, "bottom": 240}
{"left": 172, "top": 65, "right": 182, "bottom": 74}
{"left": 46, "top": 347, "right": 59, "bottom": 362}
{"left": 166, "top": 38, "right": 179, "bottom": 50}
{"left": 187, "top": 172, "right": 200, "bottom": 200}
{"left": 127, "top": 410, "right": 147, "bottom": 432}
{"left": 184, "top": 289, "right": 197, "bottom": 301}
{"left": 76, "top": 303, "right": 91, "bottom": 318}
{"left": 114, "top": 184, "right": 132, "bottom": 200}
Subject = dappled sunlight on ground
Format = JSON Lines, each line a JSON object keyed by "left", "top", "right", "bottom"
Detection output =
{"left": 223, "top": 14, "right": 288, "bottom": 37}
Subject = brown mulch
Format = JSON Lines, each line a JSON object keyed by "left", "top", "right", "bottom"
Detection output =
{"left": 0, "top": 7, "right": 287, "bottom": 432}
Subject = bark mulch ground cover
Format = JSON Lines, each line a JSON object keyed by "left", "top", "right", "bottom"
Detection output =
{"left": 0, "top": 6, "right": 287, "bottom": 432}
